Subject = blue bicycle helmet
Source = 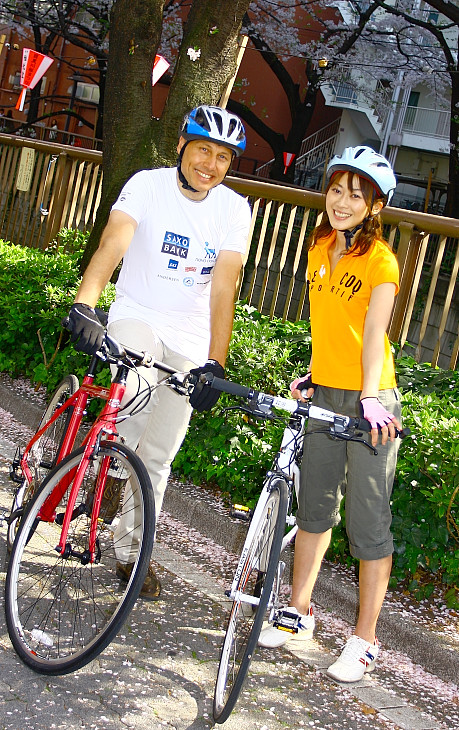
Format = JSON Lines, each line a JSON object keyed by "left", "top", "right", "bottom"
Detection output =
{"left": 181, "top": 105, "right": 246, "bottom": 157}
{"left": 327, "top": 146, "right": 396, "bottom": 203}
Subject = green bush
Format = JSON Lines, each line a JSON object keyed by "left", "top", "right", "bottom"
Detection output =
{"left": 0, "top": 240, "right": 457, "bottom": 603}
{"left": 0, "top": 235, "right": 115, "bottom": 397}
{"left": 304, "top": 356, "right": 459, "bottom": 604}
{"left": 173, "top": 304, "right": 311, "bottom": 509}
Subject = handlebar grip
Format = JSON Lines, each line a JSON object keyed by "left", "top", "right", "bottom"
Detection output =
{"left": 355, "top": 417, "right": 371, "bottom": 432}
{"left": 209, "top": 376, "right": 254, "bottom": 399}
{"left": 355, "top": 417, "right": 410, "bottom": 439}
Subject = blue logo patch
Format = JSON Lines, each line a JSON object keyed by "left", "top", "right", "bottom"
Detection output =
{"left": 162, "top": 231, "right": 190, "bottom": 259}
{"left": 183, "top": 277, "right": 194, "bottom": 287}
{"left": 204, "top": 243, "right": 216, "bottom": 259}
{"left": 201, "top": 266, "right": 213, "bottom": 275}
{"left": 168, "top": 259, "right": 179, "bottom": 270}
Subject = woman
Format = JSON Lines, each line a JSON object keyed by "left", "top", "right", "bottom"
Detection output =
{"left": 259, "top": 146, "right": 402, "bottom": 683}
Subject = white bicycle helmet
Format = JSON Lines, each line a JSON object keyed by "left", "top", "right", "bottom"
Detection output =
{"left": 181, "top": 105, "right": 246, "bottom": 157}
{"left": 327, "top": 146, "right": 396, "bottom": 203}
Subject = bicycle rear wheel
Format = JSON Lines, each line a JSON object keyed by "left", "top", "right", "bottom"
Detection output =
{"left": 7, "top": 375, "right": 79, "bottom": 551}
{"left": 213, "top": 477, "right": 288, "bottom": 723}
{"left": 5, "top": 440, "right": 155, "bottom": 675}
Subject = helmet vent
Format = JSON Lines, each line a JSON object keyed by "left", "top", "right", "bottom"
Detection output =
{"left": 195, "top": 108, "right": 211, "bottom": 131}
{"left": 212, "top": 111, "right": 223, "bottom": 135}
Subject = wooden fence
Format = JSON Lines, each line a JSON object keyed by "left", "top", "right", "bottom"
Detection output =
{"left": 1, "top": 133, "right": 458, "bottom": 370}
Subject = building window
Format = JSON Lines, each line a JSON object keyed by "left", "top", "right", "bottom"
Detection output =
{"left": 67, "top": 81, "right": 100, "bottom": 104}
{"left": 9, "top": 71, "right": 21, "bottom": 88}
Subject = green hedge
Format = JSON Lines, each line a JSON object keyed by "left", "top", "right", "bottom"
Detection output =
{"left": 0, "top": 234, "right": 114, "bottom": 396}
{"left": 0, "top": 238, "right": 457, "bottom": 605}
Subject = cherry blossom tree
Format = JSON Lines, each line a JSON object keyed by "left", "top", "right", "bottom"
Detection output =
{"left": 2, "top": 1, "right": 455, "bottom": 216}
{"left": 369, "top": 0, "right": 458, "bottom": 215}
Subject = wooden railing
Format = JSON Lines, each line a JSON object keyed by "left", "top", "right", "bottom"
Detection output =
{"left": 1, "top": 134, "right": 458, "bottom": 370}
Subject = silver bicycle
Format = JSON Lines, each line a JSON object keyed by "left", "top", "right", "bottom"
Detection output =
{"left": 203, "top": 376, "right": 408, "bottom": 723}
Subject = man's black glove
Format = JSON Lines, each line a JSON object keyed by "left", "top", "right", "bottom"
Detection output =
{"left": 189, "top": 359, "right": 225, "bottom": 412}
{"left": 66, "top": 303, "right": 105, "bottom": 355}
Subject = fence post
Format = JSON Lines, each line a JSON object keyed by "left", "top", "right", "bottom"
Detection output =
{"left": 43, "top": 152, "right": 71, "bottom": 248}
{"left": 389, "top": 221, "right": 419, "bottom": 343}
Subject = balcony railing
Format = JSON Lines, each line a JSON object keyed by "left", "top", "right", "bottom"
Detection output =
{"left": 0, "top": 134, "right": 458, "bottom": 370}
{"left": 401, "top": 106, "right": 450, "bottom": 139}
{"left": 324, "top": 73, "right": 391, "bottom": 130}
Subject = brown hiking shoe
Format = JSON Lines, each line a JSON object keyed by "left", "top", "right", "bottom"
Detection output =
{"left": 86, "top": 475, "right": 126, "bottom": 523}
{"left": 116, "top": 561, "right": 162, "bottom": 600}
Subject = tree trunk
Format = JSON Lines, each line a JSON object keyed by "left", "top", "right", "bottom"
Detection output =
{"left": 82, "top": 0, "right": 250, "bottom": 272}
{"left": 444, "top": 68, "right": 459, "bottom": 219}
{"left": 155, "top": 0, "right": 251, "bottom": 161}
{"left": 269, "top": 81, "right": 320, "bottom": 184}
{"left": 82, "top": 0, "right": 164, "bottom": 270}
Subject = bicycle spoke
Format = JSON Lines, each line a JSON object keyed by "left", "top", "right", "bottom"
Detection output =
{"left": 213, "top": 479, "right": 287, "bottom": 723}
{"left": 6, "top": 442, "right": 154, "bottom": 674}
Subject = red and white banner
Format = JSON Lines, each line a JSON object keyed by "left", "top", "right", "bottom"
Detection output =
{"left": 16, "top": 48, "right": 54, "bottom": 111}
{"left": 152, "top": 54, "right": 170, "bottom": 86}
{"left": 283, "top": 151, "right": 296, "bottom": 175}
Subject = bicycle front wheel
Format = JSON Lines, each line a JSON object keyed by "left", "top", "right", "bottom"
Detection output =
{"left": 7, "top": 374, "right": 79, "bottom": 551}
{"left": 5, "top": 441, "right": 155, "bottom": 675}
{"left": 213, "top": 477, "right": 288, "bottom": 723}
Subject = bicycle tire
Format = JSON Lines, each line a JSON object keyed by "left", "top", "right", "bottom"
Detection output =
{"left": 7, "top": 375, "right": 79, "bottom": 551}
{"left": 5, "top": 440, "right": 155, "bottom": 675}
{"left": 213, "top": 477, "right": 288, "bottom": 723}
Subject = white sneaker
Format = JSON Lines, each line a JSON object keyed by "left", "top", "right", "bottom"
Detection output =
{"left": 258, "top": 606, "right": 315, "bottom": 648}
{"left": 327, "top": 635, "right": 379, "bottom": 683}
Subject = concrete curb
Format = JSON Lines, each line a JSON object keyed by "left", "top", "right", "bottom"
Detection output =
{"left": 0, "top": 375, "right": 457, "bottom": 686}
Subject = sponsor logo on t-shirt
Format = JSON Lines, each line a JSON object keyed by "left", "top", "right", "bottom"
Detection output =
{"left": 319, "top": 264, "right": 326, "bottom": 278}
{"left": 162, "top": 231, "right": 190, "bottom": 259}
{"left": 183, "top": 277, "right": 194, "bottom": 287}
{"left": 185, "top": 266, "right": 197, "bottom": 272}
{"left": 158, "top": 274, "right": 179, "bottom": 282}
{"left": 201, "top": 266, "right": 213, "bottom": 275}
{"left": 204, "top": 242, "right": 216, "bottom": 259}
{"left": 168, "top": 259, "right": 179, "bottom": 270}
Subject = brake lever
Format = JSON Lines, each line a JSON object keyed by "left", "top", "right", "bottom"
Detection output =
{"left": 330, "top": 427, "right": 378, "bottom": 455}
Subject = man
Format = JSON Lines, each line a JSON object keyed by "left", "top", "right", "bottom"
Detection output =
{"left": 66, "top": 105, "right": 251, "bottom": 598}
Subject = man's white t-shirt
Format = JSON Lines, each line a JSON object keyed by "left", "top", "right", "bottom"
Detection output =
{"left": 108, "top": 167, "right": 251, "bottom": 365}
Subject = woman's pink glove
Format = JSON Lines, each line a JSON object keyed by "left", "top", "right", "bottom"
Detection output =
{"left": 290, "top": 373, "right": 316, "bottom": 398}
{"left": 360, "top": 397, "right": 395, "bottom": 430}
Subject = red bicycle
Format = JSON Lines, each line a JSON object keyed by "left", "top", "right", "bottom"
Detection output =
{"left": 4, "top": 328, "right": 187, "bottom": 675}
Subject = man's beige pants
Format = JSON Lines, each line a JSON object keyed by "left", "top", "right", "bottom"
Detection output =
{"left": 107, "top": 319, "right": 196, "bottom": 563}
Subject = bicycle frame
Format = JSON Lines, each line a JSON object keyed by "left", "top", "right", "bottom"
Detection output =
{"left": 20, "top": 372, "right": 110, "bottom": 486}
{"left": 227, "top": 413, "right": 305, "bottom": 606}
{"left": 19, "top": 359, "right": 131, "bottom": 563}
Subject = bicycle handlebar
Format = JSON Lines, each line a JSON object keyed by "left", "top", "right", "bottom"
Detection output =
{"left": 194, "top": 372, "right": 410, "bottom": 439}
{"left": 62, "top": 321, "right": 409, "bottom": 439}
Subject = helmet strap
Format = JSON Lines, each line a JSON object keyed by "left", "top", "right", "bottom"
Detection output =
{"left": 176, "top": 143, "right": 199, "bottom": 193}
{"left": 344, "top": 222, "right": 364, "bottom": 250}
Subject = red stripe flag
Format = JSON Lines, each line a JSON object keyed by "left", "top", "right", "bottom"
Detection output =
{"left": 152, "top": 54, "right": 170, "bottom": 86}
{"left": 16, "top": 48, "right": 54, "bottom": 111}
{"left": 283, "top": 151, "right": 296, "bottom": 174}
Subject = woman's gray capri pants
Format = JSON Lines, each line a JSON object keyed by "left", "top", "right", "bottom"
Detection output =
{"left": 296, "top": 385, "right": 401, "bottom": 561}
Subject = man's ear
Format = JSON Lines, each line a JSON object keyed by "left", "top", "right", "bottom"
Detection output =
{"left": 177, "top": 136, "right": 186, "bottom": 154}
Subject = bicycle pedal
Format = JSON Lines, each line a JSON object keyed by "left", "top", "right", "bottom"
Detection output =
{"left": 9, "top": 467, "right": 23, "bottom": 484}
{"left": 230, "top": 504, "right": 253, "bottom": 522}
{"left": 273, "top": 609, "right": 301, "bottom": 634}
{"left": 9, "top": 448, "right": 23, "bottom": 483}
